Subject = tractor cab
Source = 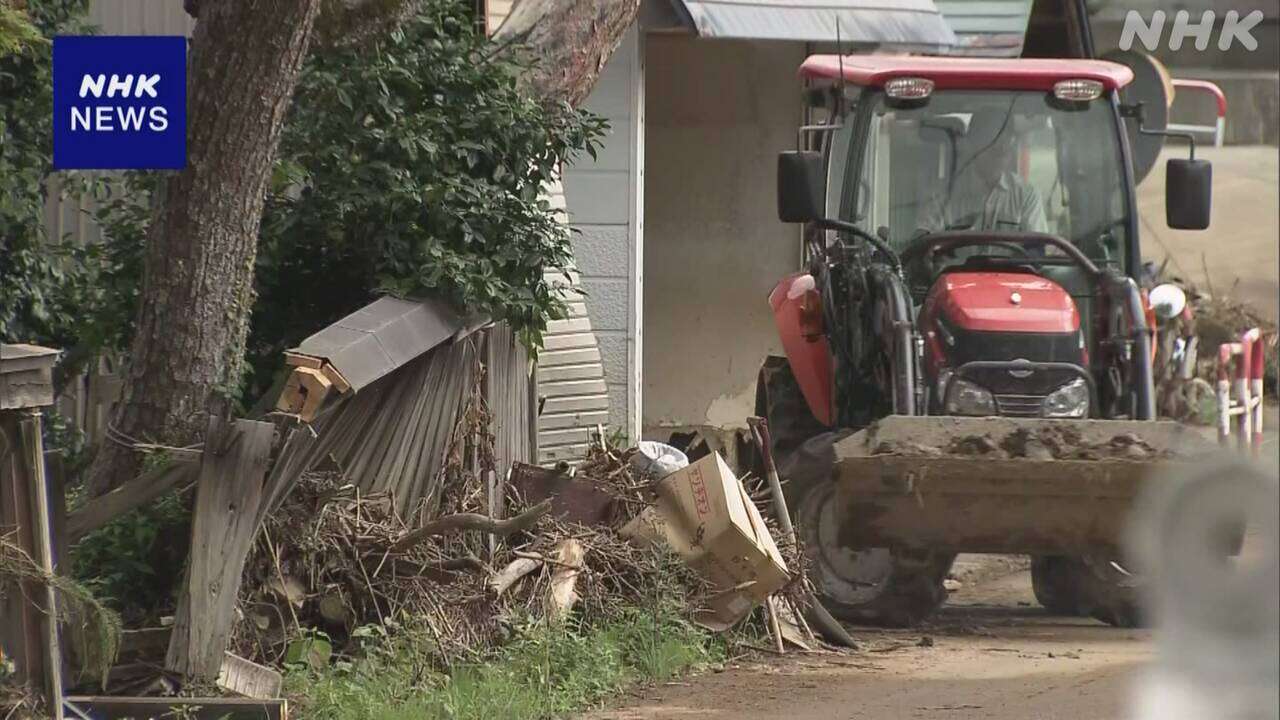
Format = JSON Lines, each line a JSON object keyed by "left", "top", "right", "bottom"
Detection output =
{"left": 773, "top": 55, "right": 1212, "bottom": 428}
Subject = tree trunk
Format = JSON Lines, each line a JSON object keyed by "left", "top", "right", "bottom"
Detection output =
{"left": 86, "top": 0, "right": 323, "bottom": 495}
{"left": 494, "top": 0, "right": 642, "bottom": 107}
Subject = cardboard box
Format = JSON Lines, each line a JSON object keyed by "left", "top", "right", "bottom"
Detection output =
{"left": 621, "top": 452, "right": 789, "bottom": 628}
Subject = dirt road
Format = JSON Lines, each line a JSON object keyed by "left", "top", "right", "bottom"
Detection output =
{"left": 587, "top": 568, "right": 1152, "bottom": 720}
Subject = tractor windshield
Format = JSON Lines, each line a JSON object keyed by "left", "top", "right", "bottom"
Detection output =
{"left": 829, "top": 90, "right": 1132, "bottom": 273}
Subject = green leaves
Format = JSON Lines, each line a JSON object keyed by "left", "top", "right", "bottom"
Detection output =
{"left": 255, "top": 0, "right": 605, "bottom": 378}
{"left": 5, "top": 0, "right": 603, "bottom": 410}
{"left": 0, "top": 0, "right": 93, "bottom": 348}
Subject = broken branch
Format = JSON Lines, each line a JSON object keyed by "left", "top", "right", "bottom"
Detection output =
{"left": 389, "top": 499, "right": 553, "bottom": 553}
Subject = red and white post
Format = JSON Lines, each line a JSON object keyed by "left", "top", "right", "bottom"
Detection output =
{"left": 1216, "top": 328, "right": 1265, "bottom": 455}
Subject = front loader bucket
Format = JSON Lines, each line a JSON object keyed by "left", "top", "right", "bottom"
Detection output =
{"left": 831, "top": 416, "right": 1219, "bottom": 557}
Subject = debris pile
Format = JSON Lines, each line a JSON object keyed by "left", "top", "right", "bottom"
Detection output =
{"left": 230, "top": 438, "right": 799, "bottom": 671}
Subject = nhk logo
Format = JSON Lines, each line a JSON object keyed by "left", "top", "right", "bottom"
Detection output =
{"left": 73, "top": 73, "right": 169, "bottom": 132}
{"left": 53, "top": 36, "right": 187, "bottom": 170}
{"left": 1119, "top": 10, "right": 1264, "bottom": 52}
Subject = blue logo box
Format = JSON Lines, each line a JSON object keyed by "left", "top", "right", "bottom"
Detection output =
{"left": 53, "top": 35, "right": 187, "bottom": 170}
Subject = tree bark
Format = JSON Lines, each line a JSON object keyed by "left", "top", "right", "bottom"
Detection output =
{"left": 494, "top": 0, "right": 642, "bottom": 108}
{"left": 86, "top": 0, "right": 324, "bottom": 495}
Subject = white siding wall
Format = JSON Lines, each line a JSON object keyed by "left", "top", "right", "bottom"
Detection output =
{"left": 561, "top": 27, "right": 645, "bottom": 442}
{"left": 488, "top": 4, "right": 642, "bottom": 459}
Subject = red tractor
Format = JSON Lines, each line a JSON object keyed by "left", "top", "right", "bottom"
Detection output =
{"left": 758, "top": 55, "right": 1219, "bottom": 627}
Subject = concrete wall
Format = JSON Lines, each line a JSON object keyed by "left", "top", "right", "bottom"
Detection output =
{"left": 642, "top": 36, "right": 805, "bottom": 437}
{"left": 561, "top": 27, "right": 645, "bottom": 441}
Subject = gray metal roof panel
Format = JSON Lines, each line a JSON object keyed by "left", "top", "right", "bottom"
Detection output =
{"left": 674, "top": 0, "right": 958, "bottom": 46}
{"left": 294, "top": 296, "right": 464, "bottom": 391}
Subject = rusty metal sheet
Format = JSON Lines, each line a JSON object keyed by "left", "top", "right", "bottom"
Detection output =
{"left": 509, "top": 462, "right": 620, "bottom": 526}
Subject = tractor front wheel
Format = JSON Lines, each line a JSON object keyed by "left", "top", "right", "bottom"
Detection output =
{"left": 1030, "top": 555, "right": 1085, "bottom": 617}
{"left": 795, "top": 477, "right": 954, "bottom": 627}
{"left": 758, "top": 357, "right": 954, "bottom": 628}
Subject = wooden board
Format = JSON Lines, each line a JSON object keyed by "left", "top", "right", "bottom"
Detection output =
{"left": 218, "top": 652, "right": 283, "bottom": 700}
{"left": 165, "top": 418, "right": 276, "bottom": 681}
{"left": 63, "top": 696, "right": 286, "bottom": 720}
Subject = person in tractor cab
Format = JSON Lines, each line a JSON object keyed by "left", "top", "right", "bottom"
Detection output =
{"left": 918, "top": 109, "right": 1048, "bottom": 235}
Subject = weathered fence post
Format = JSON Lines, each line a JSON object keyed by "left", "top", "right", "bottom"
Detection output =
{"left": 165, "top": 417, "right": 275, "bottom": 681}
{"left": 1, "top": 344, "right": 65, "bottom": 718}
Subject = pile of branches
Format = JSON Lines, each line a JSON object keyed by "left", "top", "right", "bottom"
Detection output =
{"left": 231, "top": 441, "right": 720, "bottom": 670}
{"left": 231, "top": 471, "right": 501, "bottom": 666}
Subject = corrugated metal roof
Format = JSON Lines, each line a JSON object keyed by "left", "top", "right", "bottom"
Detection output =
{"left": 935, "top": 0, "right": 1034, "bottom": 55}
{"left": 672, "top": 0, "right": 958, "bottom": 47}
{"left": 294, "top": 296, "right": 462, "bottom": 392}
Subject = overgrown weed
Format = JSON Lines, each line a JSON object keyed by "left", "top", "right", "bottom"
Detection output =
{"left": 288, "top": 600, "right": 724, "bottom": 720}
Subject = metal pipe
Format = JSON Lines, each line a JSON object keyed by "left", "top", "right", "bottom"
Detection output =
{"left": 745, "top": 417, "right": 856, "bottom": 649}
{"left": 1117, "top": 277, "right": 1157, "bottom": 420}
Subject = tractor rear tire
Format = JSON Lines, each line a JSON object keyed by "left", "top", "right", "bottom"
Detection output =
{"left": 1031, "top": 555, "right": 1146, "bottom": 627}
{"left": 1030, "top": 555, "right": 1085, "bottom": 617}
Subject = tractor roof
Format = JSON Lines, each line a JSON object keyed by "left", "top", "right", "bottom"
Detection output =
{"left": 800, "top": 55, "right": 1134, "bottom": 92}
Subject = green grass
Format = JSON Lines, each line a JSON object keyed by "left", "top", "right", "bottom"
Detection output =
{"left": 286, "top": 603, "right": 724, "bottom": 720}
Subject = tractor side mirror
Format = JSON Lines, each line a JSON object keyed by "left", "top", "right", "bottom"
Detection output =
{"left": 777, "top": 151, "right": 826, "bottom": 223}
{"left": 1166, "top": 158, "right": 1212, "bottom": 230}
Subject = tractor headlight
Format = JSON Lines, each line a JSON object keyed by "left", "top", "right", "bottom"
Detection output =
{"left": 945, "top": 378, "right": 996, "bottom": 416}
{"left": 1042, "top": 378, "right": 1090, "bottom": 418}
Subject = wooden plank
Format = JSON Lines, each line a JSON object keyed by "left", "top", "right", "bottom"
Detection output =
{"left": 218, "top": 652, "right": 283, "bottom": 700}
{"left": 67, "top": 461, "right": 198, "bottom": 544}
{"left": 63, "top": 696, "right": 286, "bottom": 720}
{"left": 281, "top": 351, "right": 322, "bottom": 369}
{"left": 0, "top": 367, "right": 54, "bottom": 410}
{"left": 166, "top": 418, "right": 276, "bottom": 681}
{"left": 274, "top": 366, "right": 333, "bottom": 421}
{"left": 18, "top": 412, "right": 64, "bottom": 718}
{"left": 0, "top": 414, "right": 44, "bottom": 696}
{"left": 319, "top": 362, "right": 351, "bottom": 394}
